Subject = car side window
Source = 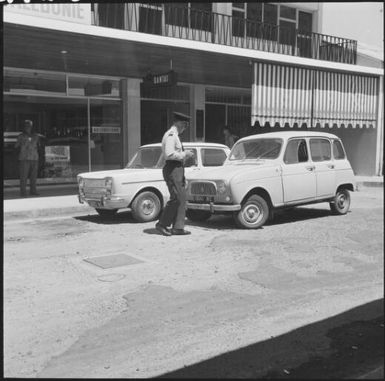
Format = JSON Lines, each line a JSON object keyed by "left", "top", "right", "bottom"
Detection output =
{"left": 309, "top": 139, "right": 331, "bottom": 162}
{"left": 283, "top": 139, "right": 309, "bottom": 164}
{"left": 184, "top": 148, "right": 198, "bottom": 167}
{"left": 333, "top": 140, "right": 346, "bottom": 160}
{"left": 201, "top": 148, "right": 227, "bottom": 166}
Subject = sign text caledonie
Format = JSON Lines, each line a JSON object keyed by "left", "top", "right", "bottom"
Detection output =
{"left": 5, "top": 3, "right": 91, "bottom": 25}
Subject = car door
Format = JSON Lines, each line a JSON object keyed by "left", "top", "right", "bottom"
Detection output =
{"left": 281, "top": 138, "right": 317, "bottom": 203}
{"left": 309, "top": 138, "right": 336, "bottom": 198}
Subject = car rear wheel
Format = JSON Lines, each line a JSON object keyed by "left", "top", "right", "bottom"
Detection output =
{"left": 131, "top": 191, "right": 161, "bottom": 222}
{"left": 186, "top": 209, "right": 211, "bottom": 222}
{"left": 95, "top": 208, "right": 118, "bottom": 218}
{"left": 234, "top": 194, "right": 269, "bottom": 229}
{"left": 330, "top": 188, "right": 351, "bottom": 215}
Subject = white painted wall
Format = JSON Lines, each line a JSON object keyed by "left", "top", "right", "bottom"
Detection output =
{"left": 319, "top": 2, "right": 384, "bottom": 49}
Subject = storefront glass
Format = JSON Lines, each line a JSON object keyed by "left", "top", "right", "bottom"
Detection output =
{"left": 3, "top": 69, "right": 123, "bottom": 183}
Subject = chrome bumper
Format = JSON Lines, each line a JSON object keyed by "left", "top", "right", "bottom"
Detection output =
{"left": 78, "top": 195, "right": 128, "bottom": 209}
{"left": 186, "top": 201, "right": 241, "bottom": 213}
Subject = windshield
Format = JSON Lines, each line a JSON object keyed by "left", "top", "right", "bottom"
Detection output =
{"left": 229, "top": 138, "right": 283, "bottom": 161}
{"left": 126, "top": 147, "right": 163, "bottom": 168}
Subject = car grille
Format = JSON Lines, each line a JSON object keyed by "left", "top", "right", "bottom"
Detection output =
{"left": 84, "top": 179, "right": 106, "bottom": 187}
{"left": 190, "top": 181, "right": 217, "bottom": 196}
{"left": 83, "top": 179, "right": 107, "bottom": 199}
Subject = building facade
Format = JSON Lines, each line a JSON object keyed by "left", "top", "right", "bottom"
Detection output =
{"left": 3, "top": 2, "right": 384, "bottom": 187}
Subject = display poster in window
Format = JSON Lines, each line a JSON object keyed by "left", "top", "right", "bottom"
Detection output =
{"left": 44, "top": 145, "right": 72, "bottom": 178}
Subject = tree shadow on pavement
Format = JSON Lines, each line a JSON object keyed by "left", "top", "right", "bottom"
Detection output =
{"left": 156, "top": 298, "right": 384, "bottom": 379}
{"left": 73, "top": 211, "right": 139, "bottom": 225}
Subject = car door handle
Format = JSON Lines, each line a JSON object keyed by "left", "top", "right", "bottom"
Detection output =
{"left": 305, "top": 165, "right": 315, "bottom": 171}
{"left": 328, "top": 164, "right": 335, "bottom": 169}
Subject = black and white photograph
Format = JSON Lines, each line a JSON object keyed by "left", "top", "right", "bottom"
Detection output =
{"left": 3, "top": 0, "right": 384, "bottom": 378}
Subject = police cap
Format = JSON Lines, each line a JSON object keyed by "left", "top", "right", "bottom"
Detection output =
{"left": 173, "top": 112, "right": 191, "bottom": 122}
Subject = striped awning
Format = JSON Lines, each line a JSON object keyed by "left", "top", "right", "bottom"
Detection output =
{"left": 313, "top": 70, "right": 378, "bottom": 128}
{"left": 252, "top": 62, "right": 379, "bottom": 128}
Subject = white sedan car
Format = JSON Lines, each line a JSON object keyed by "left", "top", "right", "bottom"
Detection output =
{"left": 77, "top": 142, "right": 230, "bottom": 222}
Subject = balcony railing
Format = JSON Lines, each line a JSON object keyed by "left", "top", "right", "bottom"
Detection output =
{"left": 93, "top": 3, "right": 357, "bottom": 65}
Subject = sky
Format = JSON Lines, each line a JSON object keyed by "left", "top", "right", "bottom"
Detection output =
{"left": 321, "top": 2, "right": 383, "bottom": 50}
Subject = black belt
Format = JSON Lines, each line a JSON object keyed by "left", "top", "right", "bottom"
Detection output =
{"left": 165, "top": 160, "right": 183, "bottom": 166}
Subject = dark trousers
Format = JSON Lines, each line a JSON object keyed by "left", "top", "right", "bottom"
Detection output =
{"left": 158, "top": 161, "right": 186, "bottom": 230}
{"left": 19, "top": 160, "right": 38, "bottom": 196}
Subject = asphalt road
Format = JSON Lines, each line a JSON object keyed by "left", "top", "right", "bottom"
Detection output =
{"left": 4, "top": 187, "right": 384, "bottom": 378}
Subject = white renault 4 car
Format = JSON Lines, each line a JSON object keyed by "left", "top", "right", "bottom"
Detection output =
{"left": 77, "top": 142, "right": 230, "bottom": 222}
{"left": 186, "top": 131, "right": 355, "bottom": 229}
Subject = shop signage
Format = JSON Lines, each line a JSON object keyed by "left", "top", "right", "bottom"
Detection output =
{"left": 143, "top": 70, "right": 178, "bottom": 88}
{"left": 45, "top": 146, "right": 71, "bottom": 162}
{"left": 5, "top": 3, "right": 92, "bottom": 25}
{"left": 92, "top": 127, "right": 121, "bottom": 134}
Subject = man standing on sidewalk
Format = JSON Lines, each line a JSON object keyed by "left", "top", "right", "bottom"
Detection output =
{"left": 155, "top": 112, "right": 195, "bottom": 236}
{"left": 15, "top": 120, "right": 40, "bottom": 197}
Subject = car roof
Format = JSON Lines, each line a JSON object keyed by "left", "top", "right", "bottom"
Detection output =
{"left": 140, "top": 142, "right": 229, "bottom": 149}
{"left": 239, "top": 131, "right": 340, "bottom": 141}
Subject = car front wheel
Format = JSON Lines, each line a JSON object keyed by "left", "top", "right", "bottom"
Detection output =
{"left": 131, "top": 191, "right": 161, "bottom": 222}
{"left": 330, "top": 188, "right": 351, "bottom": 215}
{"left": 234, "top": 194, "right": 269, "bottom": 229}
{"left": 186, "top": 209, "right": 211, "bottom": 222}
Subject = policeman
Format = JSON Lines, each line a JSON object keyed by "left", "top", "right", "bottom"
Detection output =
{"left": 155, "top": 112, "right": 195, "bottom": 236}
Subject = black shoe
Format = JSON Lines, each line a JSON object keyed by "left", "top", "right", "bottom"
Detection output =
{"left": 20, "top": 194, "right": 28, "bottom": 198}
{"left": 155, "top": 223, "right": 172, "bottom": 236}
{"left": 30, "top": 192, "right": 40, "bottom": 196}
{"left": 171, "top": 228, "right": 191, "bottom": 235}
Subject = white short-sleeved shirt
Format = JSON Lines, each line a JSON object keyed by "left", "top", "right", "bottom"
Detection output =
{"left": 161, "top": 126, "right": 186, "bottom": 162}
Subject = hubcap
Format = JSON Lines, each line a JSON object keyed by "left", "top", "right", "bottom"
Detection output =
{"left": 337, "top": 194, "right": 347, "bottom": 209}
{"left": 243, "top": 204, "right": 263, "bottom": 224}
{"left": 141, "top": 199, "right": 155, "bottom": 215}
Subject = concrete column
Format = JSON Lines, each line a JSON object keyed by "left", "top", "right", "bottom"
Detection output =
{"left": 190, "top": 84, "right": 205, "bottom": 141}
{"left": 375, "top": 76, "right": 384, "bottom": 176}
{"left": 122, "top": 78, "right": 141, "bottom": 164}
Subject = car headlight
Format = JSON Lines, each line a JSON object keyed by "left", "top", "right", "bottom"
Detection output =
{"left": 77, "top": 176, "right": 84, "bottom": 187}
{"left": 105, "top": 177, "right": 113, "bottom": 197}
{"left": 216, "top": 180, "right": 227, "bottom": 194}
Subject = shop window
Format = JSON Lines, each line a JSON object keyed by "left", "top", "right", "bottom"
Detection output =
{"left": 97, "top": 3, "right": 125, "bottom": 29}
{"left": 68, "top": 76, "right": 121, "bottom": 98}
{"left": 201, "top": 148, "right": 227, "bottom": 167}
{"left": 4, "top": 70, "right": 66, "bottom": 95}
{"left": 310, "top": 139, "right": 331, "bottom": 162}
{"left": 333, "top": 140, "right": 346, "bottom": 160}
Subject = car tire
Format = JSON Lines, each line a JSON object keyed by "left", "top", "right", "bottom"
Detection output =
{"left": 330, "top": 188, "right": 351, "bottom": 215}
{"left": 234, "top": 194, "right": 269, "bottom": 229}
{"left": 95, "top": 208, "right": 118, "bottom": 218}
{"left": 131, "top": 191, "right": 161, "bottom": 222}
{"left": 186, "top": 209, "right": 211, "bottom": 222}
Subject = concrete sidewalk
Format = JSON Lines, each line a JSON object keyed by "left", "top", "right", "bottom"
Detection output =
{"left": 3, "top": 176, "right": 382, "bottom": 220}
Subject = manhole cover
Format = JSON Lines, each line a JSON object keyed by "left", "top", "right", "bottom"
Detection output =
{"left": 84, "top": 254, "right": 143, "bottom": 269}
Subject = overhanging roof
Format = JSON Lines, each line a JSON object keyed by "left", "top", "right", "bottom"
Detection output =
{"left": 3, "top": 22, "right": 254, "bottom": 88}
